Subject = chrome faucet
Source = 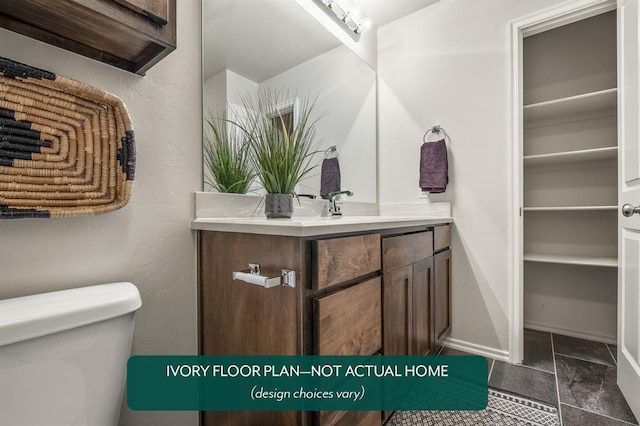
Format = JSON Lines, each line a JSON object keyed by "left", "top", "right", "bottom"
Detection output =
{"left": 327, "top": 190, "right": 353, "bottom": 216}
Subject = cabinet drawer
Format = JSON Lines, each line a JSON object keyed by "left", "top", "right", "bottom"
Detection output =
{"left": 315, "top": 277, "right": 382, "bottom": 355}
{"left": 314, "top": 233, "right": 381, "bottom": 290}
{"left": 382, "top": 231, "right": 433, "bottom": 272}
{"left": 434, "top": 225, "right": 451, "bottom": 252}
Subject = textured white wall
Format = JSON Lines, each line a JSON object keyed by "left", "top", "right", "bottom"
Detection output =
{"left": 203, "top": 70, "right": 227, "bottom": 120}
{"left": 377, "top": 0, "right": 567, "bottom": 355}
{"left": 226, "top": 69, "right": 260, "bottom": 106}
{"left": 0, "top": 1, "right": 202, "bottom": 425}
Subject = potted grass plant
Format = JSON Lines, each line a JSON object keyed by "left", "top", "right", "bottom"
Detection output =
{"left": 203, "top": 113, "right": 255, "bottom": 194}
{"left": 238, "top": 89, "right": 325, "bottom": 218}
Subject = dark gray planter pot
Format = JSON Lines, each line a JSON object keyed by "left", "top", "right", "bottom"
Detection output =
{"left": 265, "top": 193, "right": 293, "bottom": 219}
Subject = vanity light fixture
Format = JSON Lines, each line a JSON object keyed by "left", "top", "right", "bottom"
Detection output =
{"left": 312, "top": 0, "right": 369, "bottom": 41}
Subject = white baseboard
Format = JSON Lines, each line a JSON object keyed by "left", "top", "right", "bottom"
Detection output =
{"left": 524, "top": 322, "right": 617, "bottom": 345}
{"left": 443, "top": 337, "right": 509, "bottom": 362}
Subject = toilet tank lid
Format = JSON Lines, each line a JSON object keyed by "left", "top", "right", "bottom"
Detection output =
{"left": 0, "top": 282, "right": 141, "bottom": 347}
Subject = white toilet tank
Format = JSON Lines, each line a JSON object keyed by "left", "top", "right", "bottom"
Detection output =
{"left": 0, "top": 282, "right": 142, "bottom": 426}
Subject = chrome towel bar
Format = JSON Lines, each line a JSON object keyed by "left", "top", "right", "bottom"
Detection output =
{"left": 232, "top": 264, "right": 296, "bottom": 288}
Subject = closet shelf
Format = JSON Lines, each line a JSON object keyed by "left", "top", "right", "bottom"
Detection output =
{"left": 524, "top": 253, "right": 618, "bottom": 267}
{"left": 524, "top": 147, "right": 617, "bottom": 166}
{"left": 524, "top": 88, "right": 617, "bottom": 123}
{"left": 524, "top": 206, "right": 617, "bottom": 212}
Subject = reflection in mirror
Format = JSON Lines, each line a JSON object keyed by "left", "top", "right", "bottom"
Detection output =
{"left": 203, "top": 0, "right": 377, "bottom": 202}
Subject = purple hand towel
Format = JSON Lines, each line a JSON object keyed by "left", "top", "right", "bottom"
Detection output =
{"left": 320, "top": 157, "right": 341, "bottom": 198}
{"left": 419, "top": 139, "right": 448, "bottom": 193}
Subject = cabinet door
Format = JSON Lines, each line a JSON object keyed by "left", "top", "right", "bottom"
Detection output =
{"left": 200, "top": 231, "right": 302, "bottom": 426}
{"left": 383, "top": 265, "right": 412, "bottom": 355}
{"left": 434, "top": 249, "right": 452, "bottom": 349}
{"left": 412, "top": 257, "right": 434, "bottom": 355}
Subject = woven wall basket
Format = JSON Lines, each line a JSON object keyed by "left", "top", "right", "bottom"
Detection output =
{"left": 0, "top": 57, "right": 135, "bottom": 219}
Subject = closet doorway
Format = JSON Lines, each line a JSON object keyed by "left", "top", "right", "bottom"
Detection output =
{"left": 511, "top": 0, "right": 640, "bottom": 419}
{"left": 522, "top": 10, "right": 618, "bottom": 348}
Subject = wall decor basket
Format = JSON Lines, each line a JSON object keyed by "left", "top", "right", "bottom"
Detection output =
{"left": 0, "top": 57, "right": 135, "bottom": 219}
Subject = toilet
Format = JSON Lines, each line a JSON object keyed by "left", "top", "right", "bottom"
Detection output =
{"left": 0, "top": 282, "right": 142, "bottom": 426}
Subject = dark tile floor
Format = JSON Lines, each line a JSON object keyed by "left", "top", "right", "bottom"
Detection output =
{"left": 485, "top": 329, "right": 639, "bottom": 426}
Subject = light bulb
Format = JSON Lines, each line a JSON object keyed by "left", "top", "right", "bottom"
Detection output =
{"left": 355, "top": 20, "right": 372, "bottom": 34}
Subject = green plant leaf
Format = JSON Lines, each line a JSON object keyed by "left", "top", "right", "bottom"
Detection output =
{"left": 235, "top": 88, "right": 325, "bottom": 194}
{"left": 203, "top": 110, "right": 256, "bottom": 194}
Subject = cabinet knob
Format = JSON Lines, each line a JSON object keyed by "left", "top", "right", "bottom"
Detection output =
{"left": 622, "top": 204, "right": 640, "bottom": 217}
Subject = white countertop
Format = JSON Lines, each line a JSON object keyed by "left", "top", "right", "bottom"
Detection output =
{"left": 191, "top": 215, "right": 453, "bottom": 237}
{"left": 191, "top": 192, "right": 453, "bottom": 237}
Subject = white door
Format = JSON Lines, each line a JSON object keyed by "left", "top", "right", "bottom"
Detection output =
{"left": 618, "top": 0, "right": 640, "bottom": 418}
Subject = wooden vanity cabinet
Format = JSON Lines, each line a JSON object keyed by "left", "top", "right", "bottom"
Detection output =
{"left": 381, "top": 259, "right": 435, "bottom": 356}
{"left": 199, "top": 224, "right": 451, "bottom": 426}
{"left": 382, "top": 264, "right": 413, "bottom": 356}
{"left": 381, "top": 231, "right": 434, "bottom": 356}
{"left": 434, "top": 248, "right": 452, "bottom": 348}
{"left": 381, "top": 225, "right": 452, "bottom": 356}
{"left": 312, "top": 234, "right": 382, "bottom": 359}
{"left": 315, "top": 276, "right": 382, "bottom": 356}
{"left": 313, "top": 233, "right": 380, "bottom": 291}
{"left": 434, "top": 224, "right": 451, "bottom": 253}
{"left": 0, "top": 0, "right": 176, "bottom": 75}
{"left": 199, "top": 230, "right": 382, "bottom": 426}
{"left": 412, "top": 257, "right": 435, "bottom": 355}
{"left": 433, "top": 225, "right": 452, "bottom": 349}
{"left": 313, "top": 234, "right": 382, "bottom": 426}
{"left": 200, "top": 231, "right": 304, "bottom": 426}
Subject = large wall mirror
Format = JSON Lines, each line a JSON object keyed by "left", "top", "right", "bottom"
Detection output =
{"left": 203, "top": 0, "right": 377, "bottom": 202}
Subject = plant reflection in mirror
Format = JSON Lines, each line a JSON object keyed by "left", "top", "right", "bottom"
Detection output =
{"left": 234, "top": 88, "right": 326, "bottom": 196}
{"left": 203, "top": 112, "right": 255, "bottom": 194}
